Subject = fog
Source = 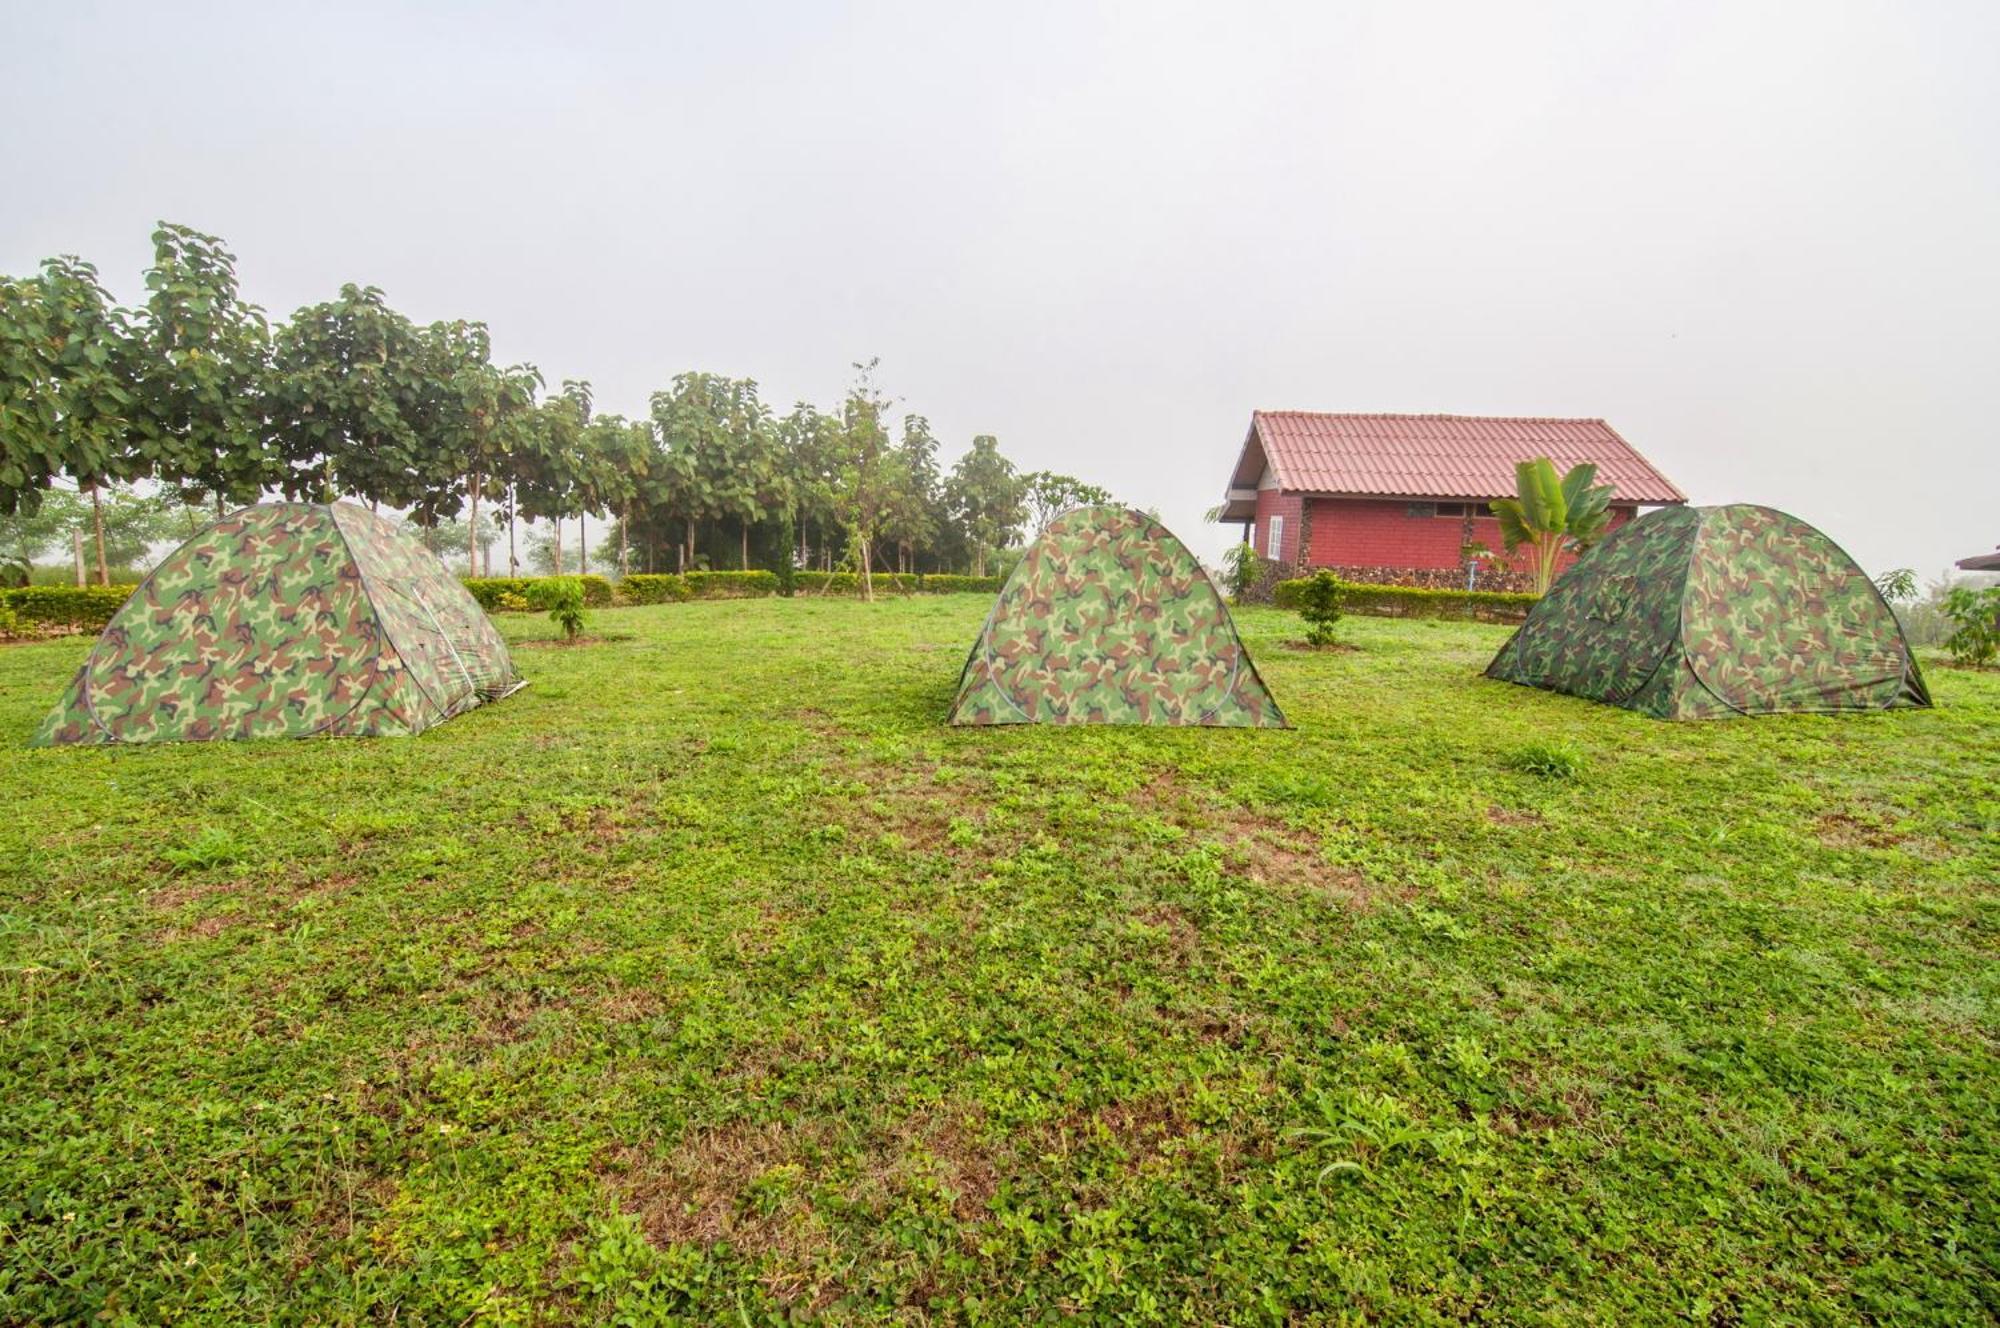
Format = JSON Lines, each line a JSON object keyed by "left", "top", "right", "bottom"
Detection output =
{"left": 5, "top": 0, "right": 1995, "bottom": 577}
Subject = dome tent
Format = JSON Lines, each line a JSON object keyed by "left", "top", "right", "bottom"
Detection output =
{"left": 33, "top": 502, "right": 523, "bottom": 745}
{"left": 948, "top": 506, "right": 1286, "bottom": 727}
{"left": 1485, "top": 504, "right": 1930, "bottom": 719}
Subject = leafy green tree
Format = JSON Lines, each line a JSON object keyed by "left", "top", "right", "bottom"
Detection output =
{"left": 830, "top": 359, "right": 895, "bottom": 600}
{"left": 517, "top": 380, "right": 592, "bottom": 574}
{"left": 947, "top": 434, "right": 1025, "bottom": 576}
{"left": 271, "top": 284, "right": 429, "bottom": 509}
{"left": 651, "top": 373, "right": 769, "bottom": 571}
{"left": 587, "top": 415, "right": 655, "bottom": 576}
{"left": 880, "top": 415, "right": 942, "bottom": 573}
{"left": 133, "top": 225, "right": 277, "bottom": 518}
{"left": 1023, "top": 470, "right": 1112, "bottom": 533}
{"left": 776, "top": 402, "right": 843, "bottom": 571}
{"left": 1874, "top": 568, "right": 1919, "bottom": 602}
{"left": 2, "top": 257, "right": 146, "bottom": 582}
{"left": 1941, "top": 586, "right": 2000, "bottom": 667}
{"left": 1489, "top": 458, "right": 1616, "bottom": 595}
{"left": 425, "top": 319, "right": 540, "bottom": 574}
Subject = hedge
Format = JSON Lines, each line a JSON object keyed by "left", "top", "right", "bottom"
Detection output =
{"left": 683, "top": 570, "right": 780, "bottom": 599}
{"left": 619, "top": 574, "right": 692, "bottom": 604}
{"left": 792, "top": 571, "right": 1005, "bottom": 596}
{"left": 462, "top": 575, "right": 613, "bottom": 611}
{"left": 1272, "top": 577, "right": 1538, "bottom": 623}
{"left": 0, "top": 584, "right": 139, "bottom": 637}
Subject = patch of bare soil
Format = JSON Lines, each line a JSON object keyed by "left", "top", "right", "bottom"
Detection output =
{"left": 1279, "top": 640, "right": 1361, "bottom": 653}
{"left": 1815, "top": 811, "right": 1912, "bottom": 850}
{"left": 1485, "top": 806, "right": 1545, "bottom": 827}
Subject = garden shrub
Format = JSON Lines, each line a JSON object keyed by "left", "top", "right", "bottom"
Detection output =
{"left": 1293, "top": 570, "right": 1347, "bottom": 646}
{"left": 462, "top": 575, "right": 612, "bottom": 611}
{"left": 0, "top": 584, "right": 137, "bottom": 636}
{"left": 1274, "top": 577, "right": 1537, "bottom": 623}
{"left": 526, "top": 576, "right": 587, "bottom": 640}
{"left": 619, "top": 574, "right": 691, "bottom": 605}
{"left": 1941, "top": 585, "right": 2000, "bottom": 667}
{"left": 683, "top": 570, "right": 780, "bottom": 599}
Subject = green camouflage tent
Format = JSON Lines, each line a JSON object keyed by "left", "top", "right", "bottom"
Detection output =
{"left": 1486, "top": 504, "right": 1930, "bottom": 719}
{"left": 33, "top": 502, "right": 523, "bottom": 746}
{"left": 948, "top": 506, "right": 1285, "bottom": 727}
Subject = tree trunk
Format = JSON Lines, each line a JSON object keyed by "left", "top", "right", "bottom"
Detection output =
{"left": 553, "top": 522, "right": 564, "bottom": 576}
{"left": 215, "top": 490, "right": 226, "bottom": 518}
{"left": 579, "top": 513, "right": 587, "bottom": 576}
{"left": 859, "top": 533, "right": 874, "bottom": 603}
{"left": 72, "top": 529, "right": 85, "bottom": 586}
{"left": 619, "top": 501, "right": 630, "bottom": 577}
{"left": 507, "top": 488, "right": 518, "bottom": 575}
{"left": 89, "top": 484, "right": 108, "bottom": 586}
{"left": 468, "top": 471, "right": 480, "bottom": 578}
{"left": 740, "top": 519, "right": 749, "bottom": 570}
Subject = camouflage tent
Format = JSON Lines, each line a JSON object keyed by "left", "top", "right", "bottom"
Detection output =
{"left": 33, "top": 502, "right": 523, "bottom": 746}
{"left": 948, "top": 506, "right": 1286, "bottom": 726}
{"left": 1486, "top": 504, "right": 1930, "bottom": 719}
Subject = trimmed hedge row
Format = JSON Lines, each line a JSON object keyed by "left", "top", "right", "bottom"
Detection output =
{"left": 462, "top": 576, "right": 614, "bottom": 610}
{"left": 792, "top": 571, "right": 1005, "bottom": 596}
{"left": 684, "top": 570, "right": 780, "bottom": 599}
{"left": 0, "top": 584, "right": 140, "bottom": 637}
{"left": 619, "top": 574, "right": 692, "bottom": 604}
{"left": 1272, "top": 577, "right": 1538, "bottom": 623}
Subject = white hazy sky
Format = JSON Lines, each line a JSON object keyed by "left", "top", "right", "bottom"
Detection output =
{"left": 4, "top": 0, "right": 1995, "bottom": 576}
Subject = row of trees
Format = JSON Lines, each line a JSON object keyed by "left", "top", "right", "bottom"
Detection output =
{"left": 0, "top": 224, "right": 1110, "bottom": 595}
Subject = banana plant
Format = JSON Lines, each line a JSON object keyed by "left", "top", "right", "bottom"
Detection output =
{"left": 1489, "top": 457, "right": 1616, "bottom": 595}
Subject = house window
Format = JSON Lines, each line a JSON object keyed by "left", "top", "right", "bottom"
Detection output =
{"left": 1268, "top": 514, "right": 1285, "bottom": 562}
{"left": 1405, "top": 502, "right": 1437, "bottom": 519}
{"left": 1436, "top": 502, "right": 1471, "bottom": 517}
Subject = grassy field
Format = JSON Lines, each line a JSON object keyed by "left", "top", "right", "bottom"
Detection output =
{"left": 1, "top": 597, "right": 1994, "bottom": 1325}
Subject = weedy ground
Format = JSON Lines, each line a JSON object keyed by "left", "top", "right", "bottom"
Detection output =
{"left": 0, "top": 599, "right": 1995, "bottom": 1325}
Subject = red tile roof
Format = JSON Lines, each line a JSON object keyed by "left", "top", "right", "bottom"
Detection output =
{"left": 1230, "top": 412, "right": 1686, "bottom": 505}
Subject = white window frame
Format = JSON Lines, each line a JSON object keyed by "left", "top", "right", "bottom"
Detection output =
{"left": 1268, "top": 513, "right": 1286, "bottom": 563}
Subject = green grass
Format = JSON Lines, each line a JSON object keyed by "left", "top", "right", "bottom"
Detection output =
{"left": 1, "top": 599, "right": 1995, "bottom": 1324}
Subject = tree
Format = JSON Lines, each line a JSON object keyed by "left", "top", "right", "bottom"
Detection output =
{"left": 425, "top": 319, "right": 540, "bottom": 574}
{"left": 271, "top": 284, "right": 430, "bottom": 510}
{"left": 946, "top": 435, "right": 1025, "bottom": 576}
{"left": 517, "top": 380, "right": 591, "bottom": 574}
{"left": 829, "top": 359, "right": 895, "bottom": 600}
{"left": 651, "top": 373, "right": 767, "bottom": 571}
{"left": 1489, "top": 458, "right": 1616, "bottom": 595}
{"left": 133, "top": 224, "right": 278, "bottom": 518}
{"left": 1023, "top": 470, "right": 1112, "bottom": 533}
{"left": 776, "top": 402, "right": 843, "bottom": 571}
{"left": 2, "top": 257, "right": 145, "bottom": 582}
{"left": 587, "top": 415, "right": 655, "bottom": 576}
{"left": 879, "top": 415, "right": 943, "bottom": 573}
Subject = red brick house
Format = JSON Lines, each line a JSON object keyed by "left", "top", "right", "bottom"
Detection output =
{"left": 1217, "top": 412, "right": 1686, "bottom": 591}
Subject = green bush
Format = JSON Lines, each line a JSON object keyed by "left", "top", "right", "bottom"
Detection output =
{"left": 790, "top": 571, "right": 1003, "bottom": 596}
{"left": 0, "top": 584, "right": 137, "bottom": 636}
{"left": 462, "top": 575, "right": 612, "bottom": 611}
{"left": 1941, "top": 585, "right": 2000, "bottom": 667}
{"left": 620, "top": 573, "right": 692, "bottom": 604}
{"left": 1293, "top": 570, "right": 1347, "bottom": 647}
{"left": 1274, "top": 577, "right": 1537, "bottom": 623}
{"left": 526, "top": 576, "right": 587, "bottom": 640}
{"left": 683, "top": 570, "right": 780, "bottom": 599}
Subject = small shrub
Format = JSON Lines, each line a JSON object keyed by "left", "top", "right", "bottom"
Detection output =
{"left": 1294, "top": 570, "right": 1347, "bottom": 647}
{"left": 1503, "top": 741, "right": 1585, "bottom": 781}
{"left": 494, "top": 591, "right": 530, "bottom": 612}
{"left": 1222, "top": 542, "right": 1260, "bottom": 602}
{"left": 527, "top": 576, "right": 587, "bottom": 640}
{"left": 161, "top": 825, "right": 250, "bottom": 873}
{"left": 1941, "top": 585, "right": 2000, "bottom": 667}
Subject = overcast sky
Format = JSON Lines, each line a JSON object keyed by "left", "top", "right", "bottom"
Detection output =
{"left": 4, "top": 0, "right": 1995, "bottom": 576}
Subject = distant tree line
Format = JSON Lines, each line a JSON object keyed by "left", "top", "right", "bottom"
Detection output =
{"left": 0, "top": 223, "right": 1111, "bottom": 597}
